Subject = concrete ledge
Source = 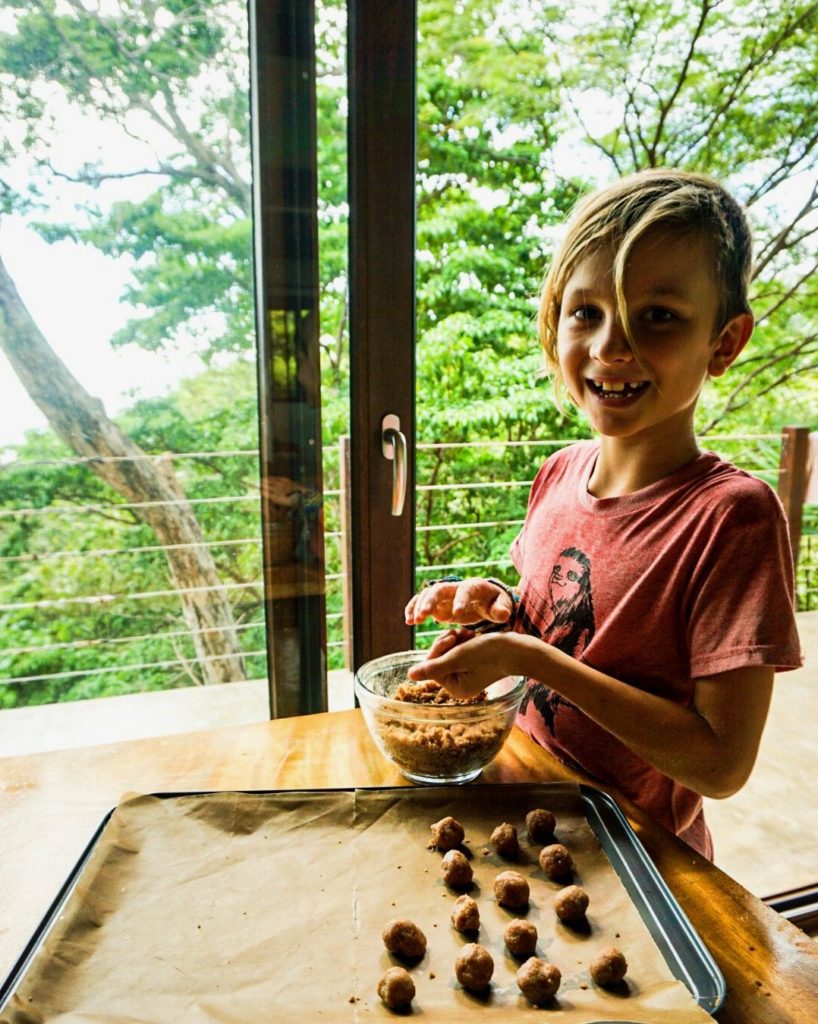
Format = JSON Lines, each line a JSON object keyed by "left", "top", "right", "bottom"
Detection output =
{"left": 0, "top": 670, "right": 354, "bottom": 758}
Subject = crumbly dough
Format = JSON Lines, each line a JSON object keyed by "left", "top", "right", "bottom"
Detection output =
{"left": 430, "top": 815, "right": 465, "bottom": 851}
{"left": 451, "top": 894, "right": 480, "bottom": 933}
{"left": 394, "top": 680, "right": 487, "bottom": 704}
{"left": 539, "top": 843, "right": 574, "bottom": 881}
{"left": 490, "top": 822, "right": 520, "bottom": 859}
{"left": 516, "top": 957, "right": 561, "bottom": 1004}
{"left": 377, "top": 966, "right": 415, "bottom": 1009}
{"left": 590, "top": 945, "right": 628, "bottom": 986}
{"left": 382, "top": 918, "right": 427, "bottom": 961}
{"left": 493, "top": 869, "right": 530, "bottom": 908}
{"left": 441, "top": 849, "right": 473, "bottom": 888}
{"left": 554, "top": 884, "right": 589, "bottom": 922}
{"left": 504, "top": 918, "right": 537, "bottom": 956}
{"left": 378, "top": 716, "right": 508, "bottom": 779}
{"left": 455, "top": 942, "right": 494, "bottom": 992}
{"left": 526, "top": 808, "right": 556, "bottom": 842}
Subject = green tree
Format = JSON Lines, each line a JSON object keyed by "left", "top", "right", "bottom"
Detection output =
{"left": 0, "top": 0, "right": 259, "bottom": 686}
{"left": 538, "top": 0, "right": 818, "bottom": 432}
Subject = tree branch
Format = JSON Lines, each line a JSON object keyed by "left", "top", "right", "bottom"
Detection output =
{"left": 647, "top": 0, "right": 713, "bottom": 163}
{"left": 754, "top": 258, "right": 818, "bottom": 325}
{"left": 753, "top": 180, "right": 818, "bottom": 277}
{"left": 701, "top": 330, "right": 818, "bottom": 430}
{"left": 674, "top": 2, "right": 818, "bottom": 165}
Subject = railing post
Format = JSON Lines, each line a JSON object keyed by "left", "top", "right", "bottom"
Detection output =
{"left": 339, "top": 436, "right": 354, "bottom": 671}
{"left": 777, "top": 425, "right": 810, "bottom": 569}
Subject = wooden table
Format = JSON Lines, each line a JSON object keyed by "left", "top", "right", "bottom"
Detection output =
{"left": 1, "top": 710, "right": 816, "bottom": 1020}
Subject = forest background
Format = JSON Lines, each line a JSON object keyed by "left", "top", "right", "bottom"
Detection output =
{"left": 0, "top": 0, "right": 816, "bottom": 709}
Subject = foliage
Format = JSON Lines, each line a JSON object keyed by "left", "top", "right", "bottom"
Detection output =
{"left": 530, "top": 0, "right": 818, "bottom": 433}
{"left": 0, "top": 364, "right": 267, "bottom": 708}
{"left": 1, "top": 0, "right": 817, "bottom": 707}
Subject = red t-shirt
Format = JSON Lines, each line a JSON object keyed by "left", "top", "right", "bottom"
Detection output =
{"left": 510, "top": 441, "right": 803, "bottom": 857}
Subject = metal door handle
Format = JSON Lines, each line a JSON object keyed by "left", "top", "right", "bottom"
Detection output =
{"left": 381, "top": 414, "right": 407, "bottom": 516}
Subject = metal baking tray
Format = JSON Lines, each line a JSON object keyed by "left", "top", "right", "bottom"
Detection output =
{"left": 0, "top": 783, "right": 725, "bottom": 1016}
{"left": 576, "top": 784, "right": 725, "bottom": 1014}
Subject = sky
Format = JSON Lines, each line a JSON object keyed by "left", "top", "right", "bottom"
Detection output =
{"left": 0, "top": 80, "right": 207, "bottom": 453}
{"left": 0, "top": 216, "right": 204, "bottom": 450}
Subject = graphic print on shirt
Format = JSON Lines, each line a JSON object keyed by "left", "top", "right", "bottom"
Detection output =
{"left": 520, "top": 546, "right": 595, "bottom": 733}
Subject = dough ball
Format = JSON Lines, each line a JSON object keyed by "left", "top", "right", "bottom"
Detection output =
{"left": 516, "top": 957, "right": 561, "bottom": 1004}
{"left": 441, "top": 849, "right": 473, "bottom": 888}
{"left": 539, "top": 843, "right": 574, "bottom": 881}
{"left": 382, "top": 919, "right": 427, "bottom": 961}
{"left": 504, "top": 918, "right": 537, "bottom": 956}
{"left": 430, "top": 815, "right": 465, "bottom": 850}
{"left": 377, "top": 966, "right": 415, "bottom": 1009}
{"left": 526, "top": 808, "right": 556, "bottom": 842}
{"left": 455, "top": 942, "right": 494, "bottom": 992}
{"left": 493, "top": 869, "right": 530, "bottom": 908}
{"left": 590, "top": 945, "right": 628, "bottom": 987}
{"left": 554, "top": 884, "right": 589, "bottom": 922}
{"left": 451, "top": 894, "right": 480, "bottom": 933}
{"left": 490, "top": 822, "right": 520, "bottom": 858}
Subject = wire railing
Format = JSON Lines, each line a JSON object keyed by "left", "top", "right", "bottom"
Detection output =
{"left": 0, "top": 432, "right": 814, "bottom": 705}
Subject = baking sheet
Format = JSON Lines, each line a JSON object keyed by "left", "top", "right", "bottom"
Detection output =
{"left": 0, "top": 783, "right": 721, "bottom": 1023}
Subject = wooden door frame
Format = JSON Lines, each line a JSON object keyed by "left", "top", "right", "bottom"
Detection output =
{"left": 249, "top": 0, "right": 328, "bottom": 716}
{"left": 348, "top": 0, "right": 417, "bottom": 667}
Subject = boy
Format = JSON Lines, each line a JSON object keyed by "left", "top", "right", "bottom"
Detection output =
{"left": 405, "top": 169, "right": 802, "bottom": 856}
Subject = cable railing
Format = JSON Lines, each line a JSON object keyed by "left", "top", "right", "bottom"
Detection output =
{"left": 1, "top": 431, "right": 814, "bottom": 705}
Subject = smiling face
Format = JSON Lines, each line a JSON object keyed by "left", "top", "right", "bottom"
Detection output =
{"left": 556, "top": 228, "right": 751, "bottom": 447}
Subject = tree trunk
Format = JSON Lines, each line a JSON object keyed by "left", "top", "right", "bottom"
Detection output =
{"left": 0, "top": 253, "right": 246, "bottom": 685}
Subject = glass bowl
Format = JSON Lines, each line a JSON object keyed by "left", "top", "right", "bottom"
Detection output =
{"left": 354, "top": 650, "right": 525, "bottom": 785}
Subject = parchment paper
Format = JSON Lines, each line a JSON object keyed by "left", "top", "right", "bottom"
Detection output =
{"left": 1, "top": 784, "right": 716, "bottom": 1023}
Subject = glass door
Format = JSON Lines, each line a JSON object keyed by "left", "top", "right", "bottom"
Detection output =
{"left": 250, "top": 0, "right": 418, "bottom": 717}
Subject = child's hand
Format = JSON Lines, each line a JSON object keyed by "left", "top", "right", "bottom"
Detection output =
{"left": 404, "top": 577, "right": 515, "bottom": 628}
{"left": 407, "top": 630, "right": 516, "bottom": 700}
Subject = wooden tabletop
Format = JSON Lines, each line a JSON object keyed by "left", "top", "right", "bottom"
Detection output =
{"left": 1, "top": 709, "right": 816, "bottom": 1020}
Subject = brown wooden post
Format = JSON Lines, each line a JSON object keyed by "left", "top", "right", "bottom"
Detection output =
{"left": 339, "top": 436, "right": 354, "bottom": 671}
{"left": 348, "top": 0, "right": 417, "bottom": 667}
{"left": 777, "top": 425, "right": 810, "bottom": 568}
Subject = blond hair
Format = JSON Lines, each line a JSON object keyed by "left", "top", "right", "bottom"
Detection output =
{"left": 539, "top": 168, "right": 753, "bottom": 394}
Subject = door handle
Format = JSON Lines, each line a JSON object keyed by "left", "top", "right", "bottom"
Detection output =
{"left": 381, "top": 414, "right": 407, "bottom": 516}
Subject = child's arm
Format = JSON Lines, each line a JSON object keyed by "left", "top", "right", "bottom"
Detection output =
{"left": 407, "top": 630, "right": 773, "bottom": 800}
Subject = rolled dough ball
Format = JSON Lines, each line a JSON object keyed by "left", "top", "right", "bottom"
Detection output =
{"left": 525, "top": 807, "right": 556, "bottom": 842}
{"left": 554, "top": 884, "right": 589, "bottom": 922}
{"left": 493, "top": 869, "right": 530, "bottom": 908}
{"left": 516, "top": 957, "right": 561, "bottom": 1004}
{"left": 451, "top": 894, "right": 480, "bottom": 933}
{"left": 504, "top": 918, "right": 537, "bottom": 956}
{"left": 590, "top": 945, "right": 628, "bottom": 986}
{"left": 455, "top": 942, "right": 494, "bottom": 992}
{"left": 382, "top": 918, "right": 427, "bottom": 961}
{"left": 441, "top": 848, "right": 473, "bottom": 888}
{"left": 430, "top": 815, "right": 465, "bottom": 850}
{"left": 377, "top": 966, "right": 415, "bottom": 1009}
{"left": 539, "top": 843, "right": 574, "bottom": 881}
{"left": 490, "top": 822, "right": 520, "bottom": 858}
